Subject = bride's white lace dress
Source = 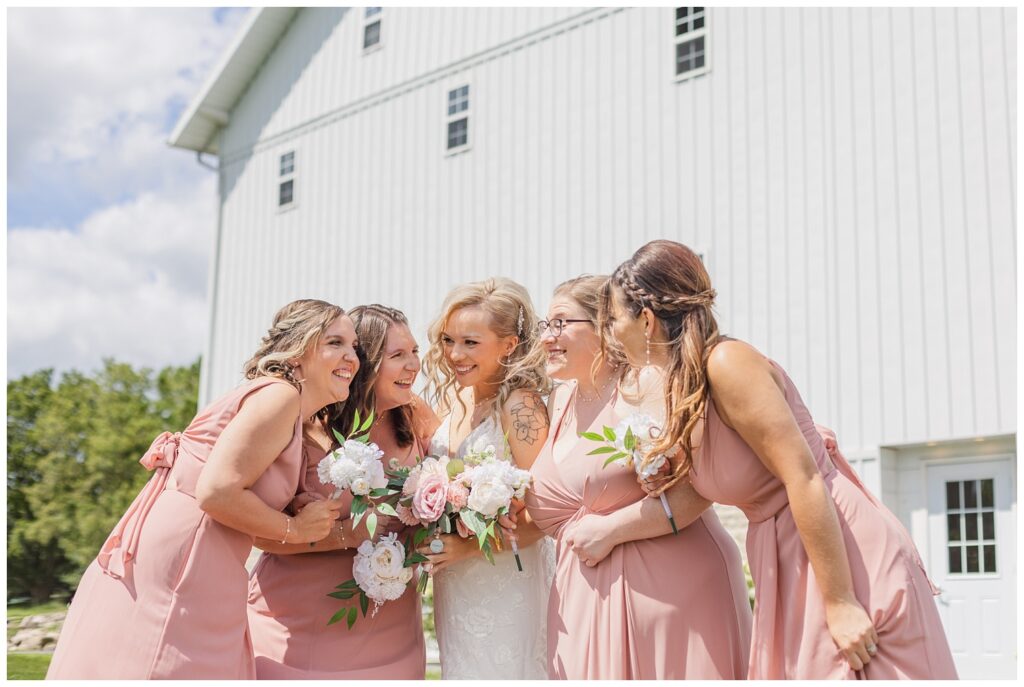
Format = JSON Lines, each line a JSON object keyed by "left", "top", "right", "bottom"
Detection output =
{"left": 429, "top": 412, "right": 556, "bottom": 679}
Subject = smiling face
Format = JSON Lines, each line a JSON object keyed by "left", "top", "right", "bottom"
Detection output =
{"left": 541, "top": 295, "right": 601, "bottom": 382}
{"left": 294, "top": 314, "right": 360, "bottom": 406}
{"left": 372, "top": 323, "right": 421, "bottom": 412}
{"left": 606, "top": 285, "right": 649, "bottom": 369}
{"left": 441, "top": 305, "right": 517, "bottom": 390}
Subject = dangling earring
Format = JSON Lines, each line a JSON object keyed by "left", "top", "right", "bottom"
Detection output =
{"left": 644, "top": 323, "right": 651, "bottom": 367}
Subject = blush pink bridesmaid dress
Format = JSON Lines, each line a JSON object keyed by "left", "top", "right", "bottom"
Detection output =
{"left": 46, "top": 377, "right": 304, "bottom": 679}
{"left": 689, "top": 357, "right": 958, "bottom": 679}
{"left": 246, "top": 436, "right": 426, "bottom": 679}
{"left": 525, "top": 381, "right": 752, "bottom": 679}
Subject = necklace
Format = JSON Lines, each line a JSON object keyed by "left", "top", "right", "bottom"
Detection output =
{"left": 576, "top": 375, "right": 616, "bottom": 404}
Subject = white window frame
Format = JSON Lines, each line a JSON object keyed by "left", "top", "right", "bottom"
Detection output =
{"left": 277, "top": 149, "right": 297, "bottom": 213}
{"left": 363, "top": 7, "right": 383, "bottom": 54}
{"left": 674, "top": 7, "right": 710, "bottom": 83}
{"left": 445, "top": 83, "right": 471, "bottom": 156}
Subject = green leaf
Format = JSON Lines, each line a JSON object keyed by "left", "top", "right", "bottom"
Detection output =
{"left": 405, "top": 552, "right": 429, "bottom": 564}
{"left": 328, "top": 608, "right": 348, "bottom": 626}
{"left": 360, "top": 410, "right": 375, "bottom": 433}
{"left": 376, "top": 502, "right": 398, "bottom": 517}
{"left": 369, "top": 488, "right": 391, "bottom": 499}
{"left": 366, "top": 511, "right": 378, "bottom": 539}
{"left": 331, "top": 427, "right": 347, "bottom": 446}
{"left": 602, "top": 425, "right": 616, "bottom": 442}
{"left": 624, "top": 426, "right": 636, "bottom": 452}
{"left": 359, "top": 591, "right": 370, "bottom": 617}
{"left": 604, "top": 454, "right": 626, "bottom": 468}
{"left": 328, "top": 590, "right": 355, "bottom": 599}
{"left": 481, "top": 542, "right": 496, "bottom": 564}
{"left": 346, "top": 606, "right": 358, "bottom": 629}
{"left": 352, "top": 409, "right": 362, "bottom": 436}
{"left": 413, "top": 527, "right": 432, "bottom": 547}
{"left": 586, "top": 446, "right": 618, "bottom": 455}
{"left": 335, "top": 579, "right": 359, "bottom": 589}
{"left": 580, "top": 431, "right": 607, "bottom": 443}
{"left": 459, "top": 510, "right": 486, "bottom": 539}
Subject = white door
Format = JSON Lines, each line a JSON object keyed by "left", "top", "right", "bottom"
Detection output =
{"left": 926, "top": 458, "right": 1016, "bottom": 679}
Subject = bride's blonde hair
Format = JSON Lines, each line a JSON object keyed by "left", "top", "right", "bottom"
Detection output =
{"left": 424, "top": 277, "right": 551, "bottom": 417}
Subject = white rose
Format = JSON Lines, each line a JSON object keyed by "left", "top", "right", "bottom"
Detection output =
{"left": 635, "top": 452, "right": 667, "bottom": 479}
{"left": 350, "top": 477, "right": 370, "bottom": 495}
{"left": 467, "top": 480, "right": 514, "bottom": 517}
{"left": 329, "top": 458, "right": 360, "bottom": 488}
{"left": 316, "top": 455, "right": 334, "bottom": 486}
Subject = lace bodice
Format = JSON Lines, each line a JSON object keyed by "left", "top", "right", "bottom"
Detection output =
{"left": 428, "top": 409, "right": 555, "bottom": 679}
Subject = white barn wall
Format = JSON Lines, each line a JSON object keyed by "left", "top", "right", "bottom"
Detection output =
{"left": 204, "top": 7, "right": 1015, "bottom": 467}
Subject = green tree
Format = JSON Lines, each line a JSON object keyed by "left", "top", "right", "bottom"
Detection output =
{"left": 6, "top": 359, "right": 200, "bottom": 601}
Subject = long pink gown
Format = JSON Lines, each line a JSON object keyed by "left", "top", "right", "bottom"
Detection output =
{"left": 246, "top": 433, "right": 426, "bottom": 679}
{"left": 46, "top": 377, "right": 304, "bottom": 679}
{"left": 525, "top": 381, "right": 752, "bottom": 679}
{"left": 689, "top": 356, "right": 957, "bottom": 679}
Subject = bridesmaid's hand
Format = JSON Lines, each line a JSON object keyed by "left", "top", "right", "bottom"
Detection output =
{"left": 637, "top": 459, "right": 673, "bottom": 496}
{"left": 563, "top": 514, "right": 617, "bottom": 567}
{"left": 825, "top": 598, "right": 880, "bottom": 672}
{"left": 291, "top": 498, "right": 343, "bottom": 542}
{"left": 416, "top": 533, "right": 481, "bottom": 573}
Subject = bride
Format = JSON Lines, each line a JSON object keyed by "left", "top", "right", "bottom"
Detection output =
{"left": 421, "top": 277, "right": 555, "bottom": 679}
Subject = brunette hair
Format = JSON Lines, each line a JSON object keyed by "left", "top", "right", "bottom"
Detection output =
{"left": 599, "top": 240, "right": 719, "bottom": 489}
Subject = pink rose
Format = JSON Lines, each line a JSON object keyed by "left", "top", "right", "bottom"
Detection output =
{"left": 446, "top": 481, "right": 469, "bottom": 510}
{"left": 411, "top": 474, "right": 448, "bottom": 522}
{"left": 395, "top": 503, "right": 420, "bottom": 526}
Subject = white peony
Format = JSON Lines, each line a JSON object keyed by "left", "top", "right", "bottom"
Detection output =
{"left": 466, "top": 480, "right": 515, "bottom": 518}
{"left": 318, "top": 439, "right": 387, "bottom": 494}
{"left": 352, "top": 533, "right": 413, "bottom": 605}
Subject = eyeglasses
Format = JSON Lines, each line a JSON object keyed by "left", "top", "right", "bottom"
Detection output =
{"left": 536, "top": 318, "right": 593, "bottom": 337}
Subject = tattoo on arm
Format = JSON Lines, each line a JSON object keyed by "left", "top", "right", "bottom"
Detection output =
{"left": 509, "top": 394, "right": 550, "bottom": 446}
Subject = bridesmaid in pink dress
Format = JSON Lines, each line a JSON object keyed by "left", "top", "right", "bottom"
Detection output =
{"left": 525, "top": 276, "right": 752, "bottom": 679}
{"left": 46, "top": 300, "right": 355, "bottom": 679}
{"left": 247, "top": 304, "right": 438, "bottom": 679}
{"left": 601, "top": 240, "right": 957, "bottom": 679}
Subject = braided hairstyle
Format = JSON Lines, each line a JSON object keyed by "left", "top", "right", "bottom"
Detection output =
{"left": 598, "top": 240, "right": 720, "bottom": 490}
{"left": 243, "top": 299, "right": 346, "bottom": 391}
{"left": 331, "top": 304, "right": 417, "bottom": 448}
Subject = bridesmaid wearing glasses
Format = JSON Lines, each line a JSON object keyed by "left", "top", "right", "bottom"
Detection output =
{"left": 525, "top": 275, "right": 752, "bottom": 679}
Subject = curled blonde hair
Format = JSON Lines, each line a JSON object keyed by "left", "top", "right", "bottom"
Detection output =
{"left": 424, "top": 277, "right": 551, "bottom": 417}
{"left": 243, "top": 299, "right": 346, "bottom": 390}
{"left": 599, "top": 241, "right": 720, "bottom": 492}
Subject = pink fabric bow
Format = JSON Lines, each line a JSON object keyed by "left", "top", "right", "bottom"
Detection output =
{"left": 97, "top": 432, "right": 181, "bottom": 579}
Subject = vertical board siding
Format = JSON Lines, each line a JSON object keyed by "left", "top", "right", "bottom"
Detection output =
{"left": 207, "top": 7, "right": 1015, "bottom": 456}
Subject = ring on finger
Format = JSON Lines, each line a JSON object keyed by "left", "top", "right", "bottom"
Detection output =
{"left": 866, "top": 643, "right": 877, "bottom": 656}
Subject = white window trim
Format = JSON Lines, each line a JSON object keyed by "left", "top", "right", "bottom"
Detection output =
{"left": 673, "top": 7, "right": 711, "bottom": 83}
{"left": 363, "top": 8, "right": 383, "bottom": 54}
{"left": 445, "top": 82, "right": 472, "bottom": 157}
{"left": 277, "top": 149, "right": 298, "bottom": 214}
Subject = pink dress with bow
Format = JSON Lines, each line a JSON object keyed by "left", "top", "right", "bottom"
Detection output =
{"left": 689, "top": 357, "right": 957, "bottom": 679}
{"left": 46, "top": 377, "right": 303, "bottom": 680}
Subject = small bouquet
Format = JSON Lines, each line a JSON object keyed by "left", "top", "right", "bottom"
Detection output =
{"left": 581, "top": 413, "right": 679, "bottom": 534}
{"left": 317, "top": 410, "right": 389, "bottom": 538}
{"left": 328, "top": 533, "right": 416, "bottom": 628}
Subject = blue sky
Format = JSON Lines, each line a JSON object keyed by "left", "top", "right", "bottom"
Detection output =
{"left": 7, "top": 8, "right": 249, "bottom": 378}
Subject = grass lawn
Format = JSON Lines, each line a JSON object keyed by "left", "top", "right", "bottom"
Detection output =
{"left": 7, "top": 653, "right": 52, "bottom": 680}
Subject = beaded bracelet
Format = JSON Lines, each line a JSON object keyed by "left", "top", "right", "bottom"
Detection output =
{"left": 281, "top": 516, "right": 291, "bottom": 544}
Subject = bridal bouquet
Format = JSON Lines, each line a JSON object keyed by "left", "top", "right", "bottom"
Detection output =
{"left": 581, "top": 413, "right": 679, "bottom": 534}
{"left": 316, "top": 410, "right": 389, "bottom": 538}
{"left": 328, "top": 533, "right": 415, "bottom": 628}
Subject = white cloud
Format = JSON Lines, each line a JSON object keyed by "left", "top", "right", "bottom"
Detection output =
{"left": 7, "top": 177, "right": 217, "bottom": 377}
{"left": 6, "top": 7, "right": 248, "bottom": 377}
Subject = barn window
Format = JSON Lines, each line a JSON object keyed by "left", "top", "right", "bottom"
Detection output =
{"left": 446, "top": 85, "right": 470, "bottom": 153}
{"left": 675, "top": 7, "right": 710, "bottom": 81}
{"left": 278, "top": 151, "right": 296, "bottom": 209}
{"left": 364, "top": 8, "right": 382, "bottom": 51}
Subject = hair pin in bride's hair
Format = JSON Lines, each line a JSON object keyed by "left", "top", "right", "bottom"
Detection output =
{"left": 517, "top": 306, "right": 525, "bottom": 337}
